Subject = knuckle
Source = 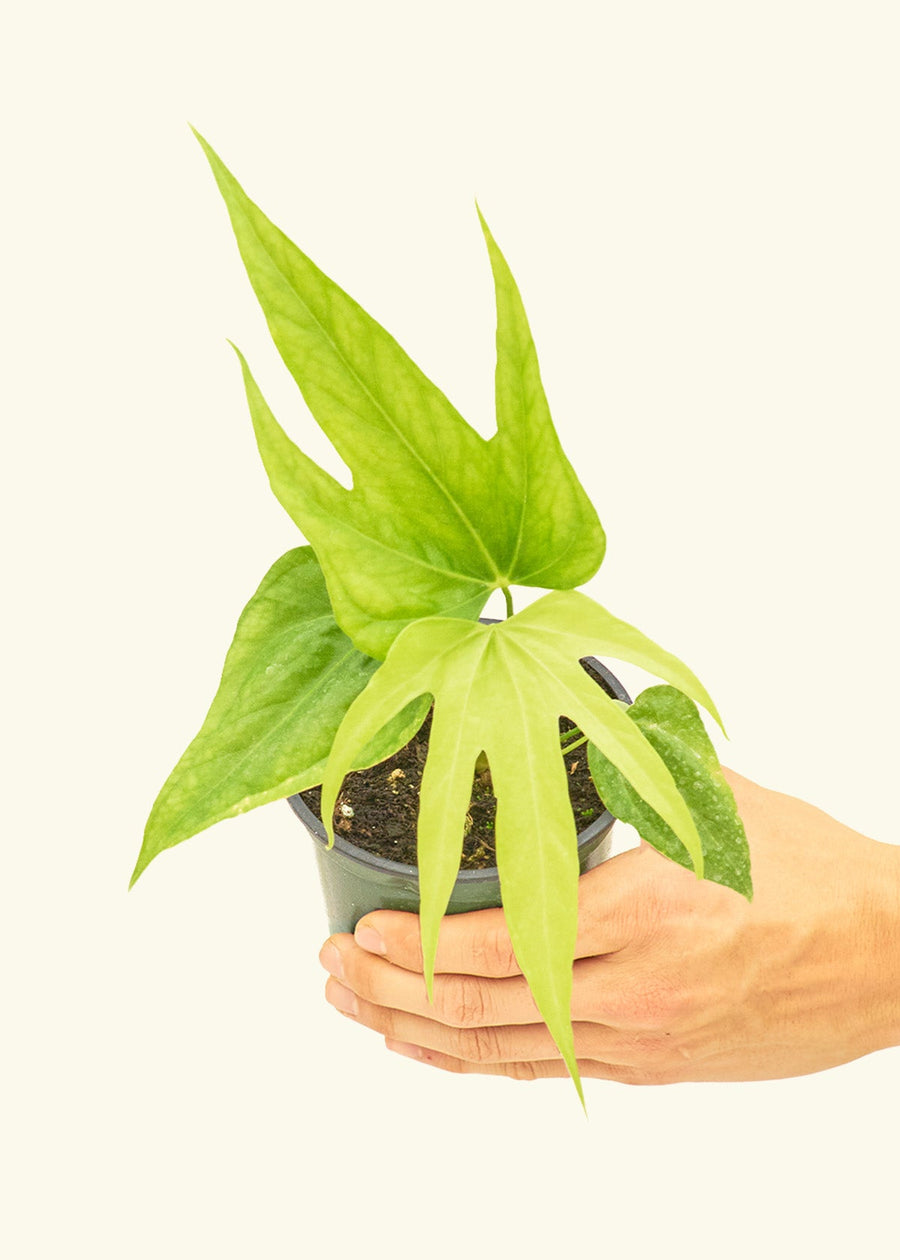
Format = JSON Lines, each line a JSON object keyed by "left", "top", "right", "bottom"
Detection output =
{"left": 397, "top": 920, "right": 425, "bottom": 969}
{"left": 472, "top": 926, "right": 519, "bottom": 977}
{"left": 505, "top": 1060, "right": 540, "bottom": 1082}
{"left": 454, "top": 1023, "right": 504, "bottom": 1064}
{"left": 339, "top": 950, "right": 372, "bottom": 999}
{"left": 436, "top": 974, "right": 490, "bottom": 1029}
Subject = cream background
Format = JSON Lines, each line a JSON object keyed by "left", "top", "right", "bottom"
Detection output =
{"left": 4, "top": 3, "right": 899, "bottom": 1256}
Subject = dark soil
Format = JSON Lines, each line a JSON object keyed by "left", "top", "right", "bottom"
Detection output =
{"left": 300, "top": 710, "right": 607, "bottom": 871}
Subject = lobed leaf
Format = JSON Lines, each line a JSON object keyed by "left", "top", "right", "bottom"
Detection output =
{"left": 320, "top": 590, "right": 719, "bottom": 1097}
{"left": 510, "top": 589, "right": 726, "bottom": 734}
{"left": 477, "top": 207, "right": 607, "bottom": 586}
{"left": 588, "top": 686, "right": 752, "bottom": 899}
{"left": 195, "top": 132, "right": 605, "bottom": 658}
{"left": 131, "top": 547, "right": 427, "bottom": 885}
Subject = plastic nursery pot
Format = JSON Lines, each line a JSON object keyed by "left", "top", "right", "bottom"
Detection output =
{"left": 288, "top": 655, "right": 632, "bottom": 936}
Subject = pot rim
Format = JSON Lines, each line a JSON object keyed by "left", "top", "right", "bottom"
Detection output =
{"left": 287, "top": 654, "right": 631, "bottom": 883}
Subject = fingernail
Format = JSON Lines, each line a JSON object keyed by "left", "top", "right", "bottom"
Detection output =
{"left": 385, "top": 1038, "right": 423, "bottom": 1060}
{"left": 318, "top": 941, "right": 344, "bottom": 979}
{"left": 355, "top": 924, "right": 386, "bottom": 955}
{"left": 328, "top": 981, "right": 358, "bottom": 1016}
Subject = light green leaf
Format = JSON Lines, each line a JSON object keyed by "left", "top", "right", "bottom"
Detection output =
{"left": 512, "top": 589, "right": 726, "bottom": 733}
{"left": 131, "top": 547, "right": 427, "bottom": 886}
{"left": 195, "top": 132, "right": 605, "bottom": 658}
{"left": 320, "top": 590, "right": 714, "bottom": 1098}
{"left": 477, "top": 207, "right": 606, "bottom": 586}
{"left": 588, "top": 687, "right": 752, "bottom": 899}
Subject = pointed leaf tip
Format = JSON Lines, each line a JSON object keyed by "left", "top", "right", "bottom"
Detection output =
{"left": 132, "top": 548, "right": 427, "bottom": 884}
{"left": 190, "top": 126, "right": 214, "bottom": 159}
{"left": 200, "top": 143, "right": 605, "bottom": 652}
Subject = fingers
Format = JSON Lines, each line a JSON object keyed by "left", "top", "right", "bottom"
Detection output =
{"left": 381, "top": 1046, "right": 675, "bottom": 1085}
{"left": 324, "top": 970, "right": 675, "bottom": 1068}
{"left": 328, "top": 976, "right": 557, "bottom": 1060}
{"left": 321, "top": 934, "right": 543, "bottom": 1027}
{"left": 350, "top": 848, "right": 655, "bottom": 979}
{"left": 320, "top": 933, "right": 680, "bottom": 1035}
{"left": 352, "top": 905, "right": 523, "bottom": 978}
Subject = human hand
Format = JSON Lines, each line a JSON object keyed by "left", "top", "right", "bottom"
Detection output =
{"left": 318, "top": 770, "right": 900, "bottom": 1083}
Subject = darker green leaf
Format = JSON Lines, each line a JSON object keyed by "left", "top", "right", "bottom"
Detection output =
{"left": 587, "top": 686, "right": 752, "bottom": 899}
{"left": 132, "top": 547, "right": 426, "bottom": 885}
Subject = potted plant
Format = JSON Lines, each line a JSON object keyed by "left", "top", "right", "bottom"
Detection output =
{"left": 289, "top": 648, "right": 632, "bottom": 936}
{"left": 132, "top": 132, "right": 751, "bottom": 1101}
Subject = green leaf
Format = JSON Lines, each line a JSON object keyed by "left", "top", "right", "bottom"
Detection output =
{"left": 195, "top": 132, "right": 605, "bottom": 658}
{"left": 131, "top": 547, "right": 427, "bottom": 886}
{"left": 588, "top": 686, "right": 753, "bottom": 899}
{"left": 319, "top": 589, "right": 716, "bottom": 1098}
{"left": 477, "top": 207, "right": 606, "bottom": 587}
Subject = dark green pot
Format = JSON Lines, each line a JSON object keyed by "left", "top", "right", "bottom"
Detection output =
{"left": 288, "top": 656, "right": 630, "bottom": 935}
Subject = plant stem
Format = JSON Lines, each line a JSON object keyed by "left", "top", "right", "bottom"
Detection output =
{"left": 502, "top": 586, "right": 514, "bottom": 618}
{"left": 561, "top": 734, "right": 588, "bottom": 755}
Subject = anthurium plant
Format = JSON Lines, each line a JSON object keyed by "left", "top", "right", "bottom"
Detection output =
{"left": 133, "top": 132, "right": 751, "bottom": 1100}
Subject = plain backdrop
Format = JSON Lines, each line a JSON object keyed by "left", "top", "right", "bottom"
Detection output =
{"left": 4, "top": 2, "right": 899, "bottom": 1256}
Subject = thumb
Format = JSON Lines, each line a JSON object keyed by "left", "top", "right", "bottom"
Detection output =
{"left": 353, "top": 903, "right": 521, "bottom": 978}
{"left": 353, "top": 848, "right": 652, "bottom": 977}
